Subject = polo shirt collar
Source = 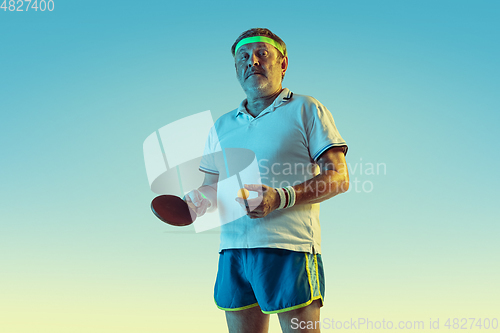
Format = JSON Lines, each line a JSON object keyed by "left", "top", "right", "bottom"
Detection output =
{"left": 236, "top": 88, "right": 293, "bottom": 118}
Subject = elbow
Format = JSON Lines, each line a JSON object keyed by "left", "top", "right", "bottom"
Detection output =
{"left": 327, "top": 172, "right": 349, "bottom": 195}
{"left": 339, "top": 179, "right": 349, "bottom": 193}
{"left": 327, "top": 178, "right": 349, "bottom": 196}
{"left": 339, "top": 174, "right": 349, "bottom": 193}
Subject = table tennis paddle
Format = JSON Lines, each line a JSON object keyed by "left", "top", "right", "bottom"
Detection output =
{"left": 151, "top": 195, "right": 197, "bottom": 226}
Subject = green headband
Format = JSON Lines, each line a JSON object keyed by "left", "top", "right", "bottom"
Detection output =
{"left": 234, "top": 36, "right": 285, "bottom": 56}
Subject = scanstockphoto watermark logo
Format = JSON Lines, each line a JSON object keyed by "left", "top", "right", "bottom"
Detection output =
{"left": 346, "top": 158, "right": 387, "bottom": 194}
{"left": 290, "top": 317, "right": 499, "bottom": 330}
{"left": 257, "top": 158, "right": 386, "bottom": 195}
{"left": 143, "top": 111, "right": 387, "bottom": 231}
{"left": 291, "top": 317, "right": 425, "bottom": 330}
{"left": 143, "top": 111, "right": 263, "bottom": 233}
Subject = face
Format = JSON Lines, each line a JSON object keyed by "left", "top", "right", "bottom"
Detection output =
{"left": 234, "top": 42, "right": 288, "bottom": 97}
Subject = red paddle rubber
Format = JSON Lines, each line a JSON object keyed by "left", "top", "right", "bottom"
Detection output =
{"left": 151, "top": 195, "right": 197, "bottom": 226}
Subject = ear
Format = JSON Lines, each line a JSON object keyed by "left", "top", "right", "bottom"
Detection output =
{"left": 281, "top": 56, "right": 288, "bottom": 76}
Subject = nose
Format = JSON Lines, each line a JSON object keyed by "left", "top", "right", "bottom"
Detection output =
{"left": 247, "top": 53, "right": 259, "bottom": 68}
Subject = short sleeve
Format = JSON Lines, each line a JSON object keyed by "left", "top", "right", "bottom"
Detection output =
{"left": 305, "top": 100, "right": 348, "bottom": 161}
{"left": 199, "top": 125, "right": 220, "bottom": 175}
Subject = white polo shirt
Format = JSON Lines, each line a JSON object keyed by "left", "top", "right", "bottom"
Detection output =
{"left": 200, "top": 88, "right": 347, "bottom": 254}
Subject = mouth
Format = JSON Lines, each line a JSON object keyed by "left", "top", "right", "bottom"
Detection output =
{"left": 246, "top": 72, "right": 264, "bottom": 79}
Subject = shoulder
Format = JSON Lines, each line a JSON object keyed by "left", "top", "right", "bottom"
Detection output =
{"left": 290, "top": 92, "right": 320, "bottom": 105}
{"left": 287, "top": 92, "right": 327, "bottom": 113}
{"left": 284, "top": 92, "right": 331, "bottom": 122}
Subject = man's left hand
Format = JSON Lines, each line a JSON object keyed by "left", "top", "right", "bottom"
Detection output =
{"left": 235, "top": 184, "right": 280, "bottom": 219}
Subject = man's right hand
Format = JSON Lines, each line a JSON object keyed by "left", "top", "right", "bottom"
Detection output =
{"left": 184, "top": 189, "right": 212, "bottom": 217}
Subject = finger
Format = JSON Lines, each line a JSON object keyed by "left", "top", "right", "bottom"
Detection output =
{"left": 244, "top": 184, "right": 264, "bottom": 194}
{"left": 245, "top": 197, "right": 263, "bottom": 205}
{"left": 199, "top": 199, "right": 211, "bottom": 216}
{"left": 248, "top": 211, "right": 262, "bottom": 219}
{"left": 243, "top": 201, "right": 258, "bottom": 212}
{"left": 186, "top": 200, "right": 197, "bottom": 212}
{"left": 185, "top": 191, "right": 198, "bottom": 207}
{"left": 191, "top": 190, "right": 203, "bottom": 207}
{"left": 244, "top": 184, "right": 262, "bottom": 192}
{"left": 244, "top": 197, "right": 263, "bottom": 211}
{"left": 235, "top": 198, "right": 250, "bottom": 212}
{"left": 197, "top": 206, "right": 207, "bottom": 217}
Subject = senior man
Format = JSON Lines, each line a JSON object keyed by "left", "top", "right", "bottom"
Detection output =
{"left": 185, "top": 28, "right": 349, "bottom": 333}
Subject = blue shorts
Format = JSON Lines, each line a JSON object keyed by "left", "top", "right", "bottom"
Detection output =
{"left": 214, "top": 248, "right": 325, "bottom": 314}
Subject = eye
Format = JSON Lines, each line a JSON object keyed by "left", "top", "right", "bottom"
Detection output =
{"left": 260, "top": 50, "right": 268, "bottom": 56}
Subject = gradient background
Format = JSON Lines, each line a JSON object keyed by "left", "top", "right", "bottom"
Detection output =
{"left": 1, "top": 1, "right": 499, "bottom": 332}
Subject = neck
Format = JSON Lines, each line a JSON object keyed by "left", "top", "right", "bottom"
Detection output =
{"left": 245, "top": 87, "right": 283, "bottom": 117}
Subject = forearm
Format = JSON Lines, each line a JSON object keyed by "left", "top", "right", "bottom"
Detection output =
{"left": 293, "top": 169, "right": 349, "bottom": 205}
{"left": 243, "top": 149, "right": 348, "bottom": 218}
{"left": 245, "top": 170, "right": 348, "bottom": 218}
